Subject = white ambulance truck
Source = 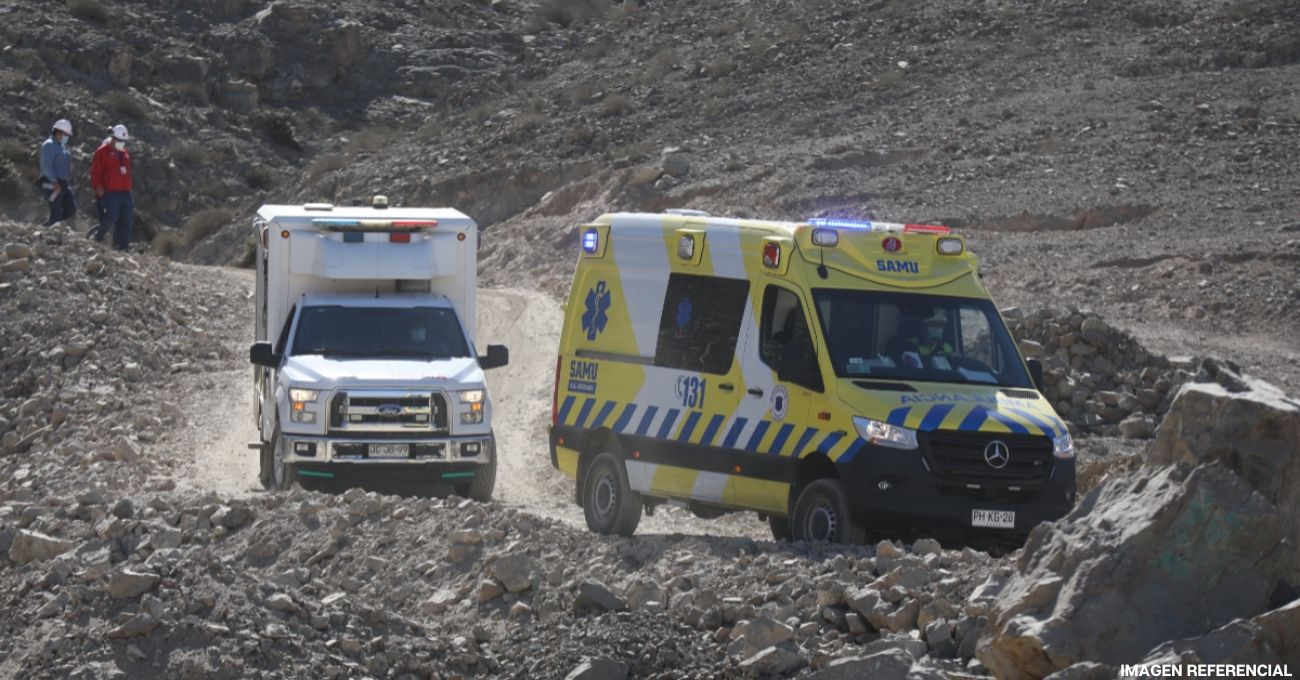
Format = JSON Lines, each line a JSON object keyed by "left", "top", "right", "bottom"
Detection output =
{"left": 248, "top": 198, "right": 508, "bottom": 498}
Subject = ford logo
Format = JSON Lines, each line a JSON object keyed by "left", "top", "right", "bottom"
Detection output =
{"left": 376, "top": 404, "right": 403, "bottom": 417}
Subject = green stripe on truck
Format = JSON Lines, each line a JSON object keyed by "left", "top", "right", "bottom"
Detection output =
{"left": 441, "top": 472, "right": 476, "bottom": 480}
{"left": 298, "top": 470, "right": 335, "bottom": 479}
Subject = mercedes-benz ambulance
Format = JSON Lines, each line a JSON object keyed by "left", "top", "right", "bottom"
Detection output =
{"left": 548, "top": 211, "right": 1075, "bottom": 544}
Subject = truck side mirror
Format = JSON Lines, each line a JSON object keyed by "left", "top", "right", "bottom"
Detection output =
{"left": 1027, "top": 358, "right": 1045, "bottom": 393}
{"left": 480, "top": 344, "right": 509, "bottom": 370}
{"left": 250, "top": 342, "right": 280, "bottom": 368}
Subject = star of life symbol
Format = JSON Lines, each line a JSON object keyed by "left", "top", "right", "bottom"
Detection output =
{"left": 582, "top": 281, "right": 611, "bottom": 341}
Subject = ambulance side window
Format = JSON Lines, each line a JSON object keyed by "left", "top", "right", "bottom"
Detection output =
{"left": 760, "top": 286, "right": 822, "bottom": 392}
{"left": 654, "top": 274, "right": 749, "bottom": 375}
{"left": 958, "top": 304, "right": 998, "bottom": 371}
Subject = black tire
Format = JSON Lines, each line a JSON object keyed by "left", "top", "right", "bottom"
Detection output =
{"left": 791, "top": 479, "right": 866, "bottom": 544}
{"left": 581, "top": 452, "right": 641, "bottom": 536}
{"left": 264, "top": 424, "right": 292, "bottom": 491}
{"left": 768, "top": 515, "right": 793, "bottom": 542}
{"left": 258, "top": 442, "right": 273, "bottom": 486}
{"left": 456, "top": 433, "right": 497, "bottom": 502}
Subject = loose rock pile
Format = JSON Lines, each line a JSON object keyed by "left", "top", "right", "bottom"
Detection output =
{"left": 1005, "top": 307, "right": 1195, "bottom": 439}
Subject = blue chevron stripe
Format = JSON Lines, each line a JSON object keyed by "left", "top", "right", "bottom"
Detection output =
{"left": 919, "top": 404, "right": 955, "bottom": 432}
{"left": 792, "top": 427, "right": 819, "bottom": 455}
{"left": 839, "top": 438, "right": 867, "bottom": 462}
{"left": 887, "top": 407, "right": 910, "bottom": 426}
{"left": 700, "top": 414, "right": 726, "bottom": 446}
{"left": 1006, "top": 407, "right": 1056, "bottom": 437}
{"left": 987, "top": 410, "right": 1030, "bottom": 434}
{"left": 957, "top": 406, "right": 988, "bottom": 432}
{"left": 557, "top": 396, "right": 576, "bottom": 426}
{"left": 816, "top": 431, "right": 844, "bottom": 453}
{"left": 590, "top": 400, "right": 617, "bottom": 429}
{"left": 635, "top": 406, "right": 659, "bottom": 437}
{"left": 657, "top": 409, "right": 680, "bottom": 439}
{"left": 722, "top": 417, "right": 749, "bottom": 448}
{"left": 744, "top": 421, "right": 772, "bottom": 452}
{"left": 573, "top": 398, "right": 596, "bottom": 428}
{"left": 677, "top": 412, "right": 702, "bottom": 441}
{"left": 611, "top": 403, "right": 637, "bottom": 433}
{"left": 769, "top": 423, "right": 796, "bottom": 455}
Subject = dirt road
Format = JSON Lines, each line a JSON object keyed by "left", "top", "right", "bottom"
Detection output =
{"left": 178, "top": 274, "right": 764, "bottom": 537}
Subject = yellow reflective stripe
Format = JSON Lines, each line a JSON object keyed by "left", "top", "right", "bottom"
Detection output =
{"left": 555, "top": 446, "right": 580, "bottom": 478}
{"left": 651, "top": 465, "right": 699, "bottom": 497}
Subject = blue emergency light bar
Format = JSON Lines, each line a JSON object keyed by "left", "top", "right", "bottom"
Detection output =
{"left": 807, "top": 217, "right": 881, "bottom": 230}
{"left": 582, "top": 229, "right": 600, "bottom": 253}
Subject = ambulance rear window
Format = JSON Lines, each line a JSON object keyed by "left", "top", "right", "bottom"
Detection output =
{"left": 654, "top": 273, "right": 749, "bottom": 375}
{"left": 813, "top": 290, "right": 1032, "bottom": 389}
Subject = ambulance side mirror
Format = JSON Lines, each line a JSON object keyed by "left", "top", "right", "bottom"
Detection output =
{"left": 1027, "top": 358, "right": 1045, "bottom": 393}
{"left": 480, "top": 344, "right": 509, "bottom": 370}
{"left": 249, "top": 342, "right": 280, "bottom": 368}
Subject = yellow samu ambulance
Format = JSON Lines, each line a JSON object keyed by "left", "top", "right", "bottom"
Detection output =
{"left": 549, "top": 211, "right": 1075, "bottom": 545}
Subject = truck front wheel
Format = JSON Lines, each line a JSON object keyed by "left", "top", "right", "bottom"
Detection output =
{"left": 264, "top": 425, "right": 292, "bottom": 491}
{"left": 581, "top": 452, "right": 641, "bottom": 536}
{"left": 456, "top": 433, "right": 497, "bottom": 502}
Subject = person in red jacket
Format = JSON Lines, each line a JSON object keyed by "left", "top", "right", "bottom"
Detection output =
{"left": 89, "top": 124, "right": 134, "bottom": 251}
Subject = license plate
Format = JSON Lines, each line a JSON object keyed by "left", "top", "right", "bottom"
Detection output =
{"left": 369, "top": 444, "right": 410, "bottom": 459}
{"left": 971, "top": 509, "right": 1015, "bottom": 529}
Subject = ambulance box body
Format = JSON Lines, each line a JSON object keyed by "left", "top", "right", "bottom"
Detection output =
{"left": 550, "top": 212, "right": 1074, "bottom": 545}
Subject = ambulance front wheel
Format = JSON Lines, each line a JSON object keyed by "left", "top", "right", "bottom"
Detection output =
{"left": 768, "top": 515, "right": 793, "bottom": 542}
{"left": 582, "top": 452, "right": 642, "bottom": 536}
{"left": 791, "top": 479, "right": 867, "bottom": 545}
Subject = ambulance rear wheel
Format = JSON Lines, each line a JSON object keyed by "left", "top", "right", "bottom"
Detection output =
{"left": 791, "top": 479, "right": 866, "bottom": 545}
{"left": 582, "top": 452, "right": 641, "bottom": 536}
{"left": 768, "top": 515, "right": 793, "bottom": 542}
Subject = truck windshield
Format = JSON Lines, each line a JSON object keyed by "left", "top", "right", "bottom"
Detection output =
{"left": 291, "top": 306, "right": 471, "bottom": 360}
{"left": 812, "top": 289, "right": 1032, "bottom": 388}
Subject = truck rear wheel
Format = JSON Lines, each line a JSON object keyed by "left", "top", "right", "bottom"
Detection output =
{"left": 791, "top": 479, "right": 866, "bottom": 544}
{"left": 456, "top": 433, "right": 497, "bottom": 502}
{"left": 582, "top": 452, "right": 641, "bottom": 536}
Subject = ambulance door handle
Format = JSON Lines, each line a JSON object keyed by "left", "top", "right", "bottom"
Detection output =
{"left": 718, "top": 383, "right": 735, "bottom": 392}
{"left": 747, "top": 388, "right": 764, "bottom": 397}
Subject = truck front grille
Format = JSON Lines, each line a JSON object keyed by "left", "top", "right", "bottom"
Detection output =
{"left": 328, "top": 391, "right": 449, "bottom": 434}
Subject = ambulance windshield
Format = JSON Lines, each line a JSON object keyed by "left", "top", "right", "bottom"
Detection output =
{"left": 291, "top": 306, "right": 471, "bottom": 360}
{"left": 812, "top": 290, "right": 1033, "bottom": 388}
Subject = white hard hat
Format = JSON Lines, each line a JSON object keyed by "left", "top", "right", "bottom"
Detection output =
{"left": 111, "top": 124, "right": 130, "bottom": 141}
{"left": 53, "top": 119, "right": 73, "bottom": 135}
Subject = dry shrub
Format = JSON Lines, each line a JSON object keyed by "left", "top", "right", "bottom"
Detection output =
{"left": 532, "top": 0, "right": 610, "bottom": 29}
{"left": 102, "top": 91, "right": 148, "bottom": 120}
{"left": 0, "top": 140, "right": 30, "bottom": 165}
{"left": 705, "top": 55, "right": 735, "bottom": 78}
{"left": 307, "top": 154, "right": 346, "bottom": 183}
{"left": 67, "top": 0, "right": 109, "bottom": 23}
{"left": 182, "top": 208, "right": 233, "bottom": 245}
{"left": 601, "top": 94, "right": 633, "bottom": 117}
{"left": 344, "top": 127, "right": 393, "bottom": 154}
{"left": 1076, "top": 453, "right": 1143, "bottom": 497}
{"left": 245, "top": 166, "right": 277, "bottom": 191}
{"left": 0, "top": 159, "right": 29, "bottom": 205}
{"left": 150, "top": 229, "right": 186, "bottom": 258}
{"left": 175, "top": 82, "right": 209, "bottom": 105}
{"left": 172, "top": 144, "right": 211, "bottom": 165}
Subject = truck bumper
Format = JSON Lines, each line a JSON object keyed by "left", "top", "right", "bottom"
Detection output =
{"left": 280, "top": 433, "right": 493, "bottom": 465}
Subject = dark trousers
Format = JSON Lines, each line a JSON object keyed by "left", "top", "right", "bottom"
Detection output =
{"left": 96, "top": 191, "right": 134, "bottom": 251}
{"left": 41, "top": 183, "right": 76, "bottom": 226}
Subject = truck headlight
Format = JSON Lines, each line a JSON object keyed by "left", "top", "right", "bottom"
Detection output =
{"left": 458, "top": 390, "right": 484, "bottom": 404}
{"left": 1053, "top": 431, "right": 1075, "bottom": 460}
{"left": 853, "top": 416, "right": 918, "bottom": 450}
{"left": 289, "top": 388, "right": 320, "bottom": 403}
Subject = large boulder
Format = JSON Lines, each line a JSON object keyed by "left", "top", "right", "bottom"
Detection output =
{"left": 1138, "top": 597, "right": 1300, "bottom": 668}
{"left": 1149, "top": 367, "right": 1300, "bottom": 571}
{"left": 977, "top": 463, "right": 1292, "bottom": 680}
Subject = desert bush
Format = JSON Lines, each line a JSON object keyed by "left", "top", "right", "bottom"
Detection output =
{"left": 172, "top": 144, "right": 211, "bottom": 165}
{"left": 176, "top": 82, "right": 209, "bottom": 105}
{"left": 0, "top": 159, "right": 29, "bottom": 205}
{"left": 705, "top": 55, "right": 735, "bottom": 78}
{"left": 601, "top": 94, "right": 633, "bottom": 117}
{"left": 182, "top": 208, "right": 233, "bottom": 245}
{"left": 344, "top": 127, "right": 393, "bottom": 154}
{"left": 531, "top": 0, "right": 609, "bottom": 29}
{"left": 102, "top": 91, "right": 148, "bottom": 120}
{"left": 67, "top": 0, "right": 109, "bottom": 23}
{"left": 0, "top": 140, "right": 30, "bottom": 167}
{"left": 307, "top": 154, "right": 347, "bottom": 183}
{"left": 150, "top": 229, "right": 186, "bottom": 258}
{"left": 1077, "top": 453, "right": 1143, "bottom": 496}
{"left": 245, "top": 166, "right": 277, "bottom": 191}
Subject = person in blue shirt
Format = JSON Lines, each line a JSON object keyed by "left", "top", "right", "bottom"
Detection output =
{"left": 39, "top": 119, "right": 76, "bottom": 227}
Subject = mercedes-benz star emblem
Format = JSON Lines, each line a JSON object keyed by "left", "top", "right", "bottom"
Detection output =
{"left": 983, "top": 440, "right": 1010, "bottom": 469}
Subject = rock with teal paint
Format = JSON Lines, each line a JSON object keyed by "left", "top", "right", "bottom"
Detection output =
{"left": 976, "top": 463, "right": 1292, "bottom": 680}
